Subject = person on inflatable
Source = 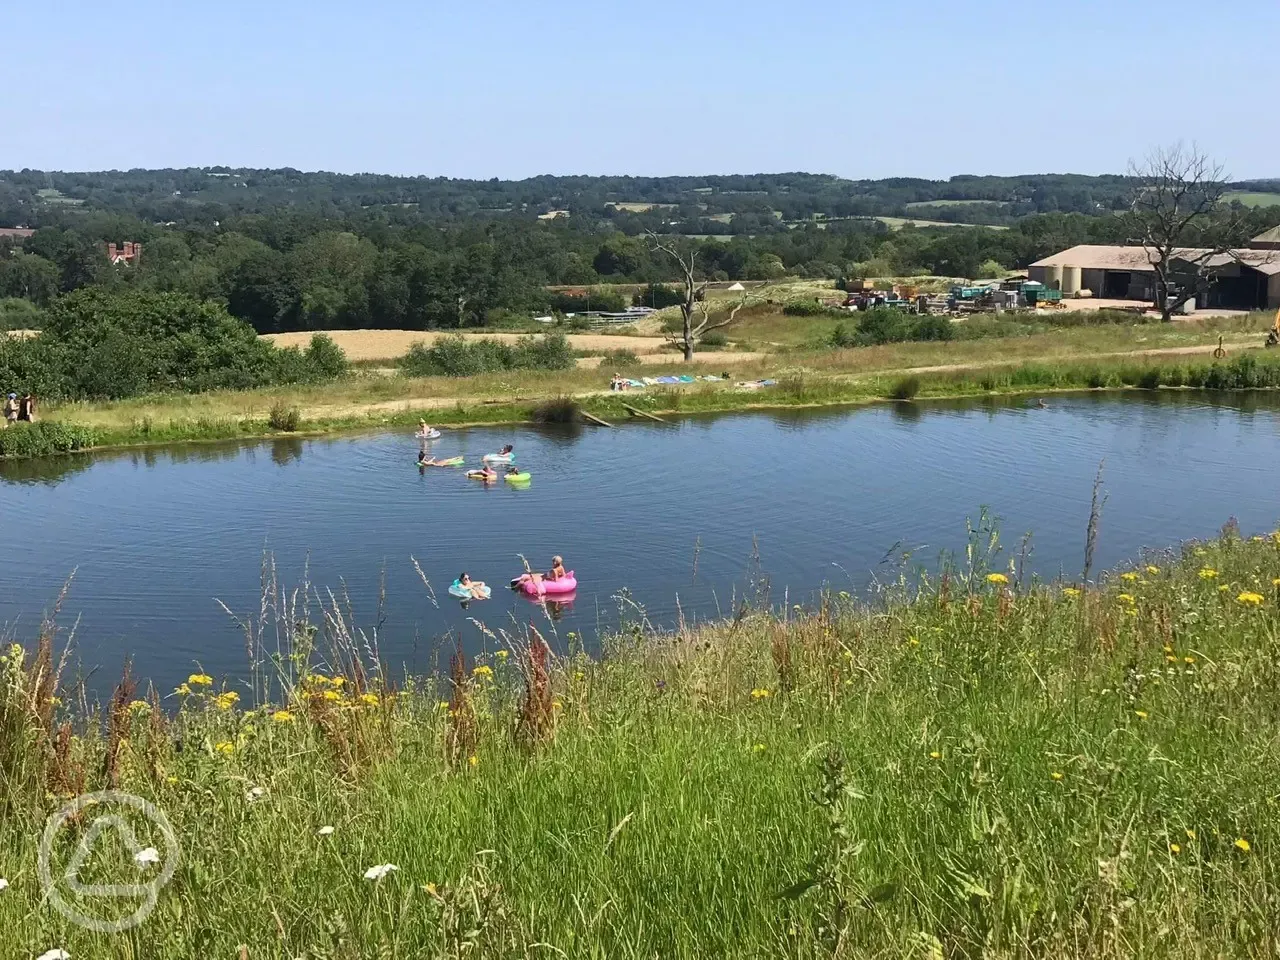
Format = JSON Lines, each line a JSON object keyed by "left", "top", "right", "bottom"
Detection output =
{"left": 457, "top": 572, "right": 488, "bottom": 599}
{"left": 468, "top": 464, "right": 498, "bottom": 481}
{"left": 519, "top": 555, "right": 566, "bottom": 588}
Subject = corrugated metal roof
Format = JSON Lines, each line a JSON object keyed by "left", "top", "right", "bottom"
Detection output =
{"left": 1032, "top": 243, "right": 1279, "bottom": 275}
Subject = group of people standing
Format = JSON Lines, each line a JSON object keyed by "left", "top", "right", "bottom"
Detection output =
{"left": 2, "top": 391, "right": 36, "bottom": 427}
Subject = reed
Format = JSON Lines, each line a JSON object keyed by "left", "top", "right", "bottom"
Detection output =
{"left": 3, "top": 529, "right": 1280, "bottom": 957}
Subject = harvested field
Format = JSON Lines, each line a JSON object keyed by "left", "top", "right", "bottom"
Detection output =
{"left": 263, "top": 329, "right": 669, "bottom": 361}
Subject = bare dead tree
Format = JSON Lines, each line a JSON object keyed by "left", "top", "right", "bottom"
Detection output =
{"left": 647, "top": 233, "right": 762, "bottom": 361}
{"left": 1127, "top": 143, "right": 1251, "bottom": 322}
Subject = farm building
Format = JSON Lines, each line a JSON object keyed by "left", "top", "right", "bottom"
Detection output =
{"left": 1028, "top": 237, "right": 1280, "bottom": 310}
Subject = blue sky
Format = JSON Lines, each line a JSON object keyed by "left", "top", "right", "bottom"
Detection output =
{"left": 2, "top": 0, "right": 1276, "bottom": 180}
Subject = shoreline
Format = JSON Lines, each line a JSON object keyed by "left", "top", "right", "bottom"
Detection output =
{"left": 4, "top": 341, "right": 1279, "bottom": 461}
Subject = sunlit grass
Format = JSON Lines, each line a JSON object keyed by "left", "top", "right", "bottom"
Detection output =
{"left": 2, "top": 529, "right": 1280, "bottom": 956}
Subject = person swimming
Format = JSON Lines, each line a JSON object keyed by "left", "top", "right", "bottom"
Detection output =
{"left": 467, "top": 464, "right": 498, "bottom": 481}
{"left": 457, "top": 572, "right": 488, "bottom": 599}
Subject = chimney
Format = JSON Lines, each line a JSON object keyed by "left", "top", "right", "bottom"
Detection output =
{"left": 132, "top": 242, "right": 141, "bottom": 262}
{"left": 107, "top": 242, "right": 117, "bottom": 260}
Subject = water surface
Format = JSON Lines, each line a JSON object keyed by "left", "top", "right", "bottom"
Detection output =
{"left": 2, "top": 392, "right": 1277, "bottom": 695}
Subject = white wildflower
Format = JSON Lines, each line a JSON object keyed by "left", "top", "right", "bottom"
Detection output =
{"left": 363, "top": 863, "right": 399, "bottom": 881}
{"left": 245, "top": 786, "right": 268, "bottom": 803}
{"left": 133, "top": 847, "right": 161, "bottom": 868}
{"left": 317, "top": 825, "right": 335, "bottom": 836}
{"left": 37, "top": 950, "right": 71, "bottom": 960}
{"left": 0, "top": 878, "right": 8, "bottom": 891}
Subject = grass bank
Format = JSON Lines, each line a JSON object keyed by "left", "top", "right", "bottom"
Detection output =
{"left": 5, "top": 326, "right": 1278, "bottom": 459}
{"left": 3, "top": 530, "right": 1279, "bottom": 957}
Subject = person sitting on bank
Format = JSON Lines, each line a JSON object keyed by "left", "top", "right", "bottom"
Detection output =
{"left": 17, "top": 393, "right": 35, "bottom": 422}
{"left": 2, "top": 393, "right": 16, "bottom": 427}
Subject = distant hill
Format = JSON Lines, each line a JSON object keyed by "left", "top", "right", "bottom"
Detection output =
{"left": 2, "top": 168, "right": 1248, "bottom": 232}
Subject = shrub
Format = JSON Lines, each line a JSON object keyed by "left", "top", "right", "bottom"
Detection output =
{"left": 268, "top": 402, "right": 301, "bottom": 432}
{"left": 0, "top": 298, "right": 45, "bottom": 332}
{"left": 889, "top": 375, "right": 921, "bottom": 400}
{"left": 1085, "top": 368, "right": 1108, "bottom": 389}
{"left": 828, "top": 322, "right": 856, "bottom": 348}
{"left": 633, "top": 284, "right": 685, "bottom": 309}
{"left": 1137, "top": 368, "right": 1162, "bottom": 390}
{"left": 400, "top": 333, "right": 574, "bottom": 378}
{"left": 529, "top": 396, "right": 580, "bottom": 424}
{"left": 0, "top": 421, "right": 98, "bottom": 458}
{"left": 699, "top": 331, "right": 728, "bottom": 348}
{"left": 600, "top": 349, "right": 641, "bottom": 368}
{"left": 303, "top": 334, "right": 349, "bottom": 381}
{"left": 783, "top": 300, "right": 843, "bottom": 318}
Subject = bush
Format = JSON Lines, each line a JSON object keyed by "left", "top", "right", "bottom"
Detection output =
{"left": 0, "top": 298, "right": 45, "bottom": 332}
{"left": 889, "top": 375, "right": 921, "bottom": 400}
{"left": 600, "top": 349, "right": 641, "bottom": 368}
{"left": 0, "top": 421, "right": 98, "bottom": 458}
{"left": 633, "top": 284, "right": 685, "bottom": 309}
{"left": 1137, "top": 368, "right": 1162, "bottom": 390}
{"left": 699, "top": 331, "right": 728, "bottom": 348}
{"left": 529, "top": 396, "right": 580, "bottom": 423}
{"left": 0, "top": 290, "right": 347, "bottom": 402}
{"left": 268, "top": 402, "right": 301, "bottom": 432}
{"left": 1085, "top": 368, "right": 1108, "bottom": 389}
{"left": 783, "top": 299, "right": 843, "bottom": 317}
{"left": 400, "top": 333, "right": 575, "bottom": 378}
{"left": 828, "top": 322, "right": 856, "bottom": 348}
{"left": 303, "top": 334, "right": 349, "bottom": 380}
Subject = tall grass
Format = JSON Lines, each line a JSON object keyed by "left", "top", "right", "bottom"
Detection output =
{"left": 2, "top": 532, "right": 1279, "bottom": 957}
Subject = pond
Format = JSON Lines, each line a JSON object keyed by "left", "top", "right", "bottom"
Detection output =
{"left": 2, "top": 392, "right": 1278, "bottom": 697}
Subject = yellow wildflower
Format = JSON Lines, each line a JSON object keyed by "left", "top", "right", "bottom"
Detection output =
{"left": 271, "top": 710, "right": 294, "bottom": 723}
{"left": 307, "top": 674, "right": 330, "bottom": 686}
{"left": 1237, "top": 591, "right": 1264, "bottom": 606}
{"left": 986, "top": 572, "right": 1009, "bottom": 585}
{"left": 1135, "top": 710, "right": 1148, "bottom": 719}
{"left": 907, "top": 636, "right": 920, "bottom": 646}
{"left": 1118, "top": 593, "right": 1136, "bottom": 605}
{"left": 425, "top": 882, "right": 439, "bottom": 897}
{"left": 1169, "top": 843, "right": 1182, "bottom": 855}
{"left": 358, "top": 693, "right": 379, "bottom": 706}
{"left": 551, "top": 698, "right": 563, "bottom": 711}
{"left": 214, "top": 741, "right": 235, "bottom": 757}
{"left": 1050, "top": 771, "right": 1064, "bottom": 781}
{"left": 1184, "top": 655, "right": 1196, "bottom": 665}
{"left": 174, "top": 683, "right": 191, "bottom": 696}
{"left": 472, "top": 665, "right": 493, "bottom": 679}
{"left": 321, "top": 689, "right": 341, "bottom": 702}
{"left": 330, "top": 677, "right": 346, "bottom": 688}
{"left": 1062, "top": 587, "right": 1082, "bottom": 598}
{"left": 437, "top": 701, "right": 450, "bottom": 711}
{"left": 1120, "top": 572, "right": 1139, "bottom": 582}
{"left": 495, "top": 650, "right": 509, "bottom": 661}
{"left": 1146, "top": 565, "right": 1160, "bottom": 575}
{"left": 127, "top": 700, "right": 150, "bottom": 714}
{"left": 1218, "top": 584, "right": 1230, "bottom": 593}
{"left": 1186, "top": 829, "right": 1197, "bottom": 840}
{"left": 467, "top": 755, "right": 479, "bottom": 768}
{"left": 1165, "top": 654, "right": 1177, "bottom": 663}
{"left": 1198, "top": 568, "right": 1218, "bottom": 580}
{"left": 213, "top": 691, "right": 240, "bottom": 710}
{"left": 929, "top": 751, "right": 942, "bottom": 760}
{"left": 188, "top": 673, "right": 213, "bottom": 686}
{"left": 1234, "top": 838, "right": 1251, "bottom": 853}
{"left": 750, "top": 688, "right": 772, "bottom": 699}
{"left": 752, "top": 743, "right": 767, "bottom": 754}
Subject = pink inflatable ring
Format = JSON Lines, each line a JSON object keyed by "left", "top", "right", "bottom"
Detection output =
{"left": 519, "top": 571, "right": 577, "bottom": 596}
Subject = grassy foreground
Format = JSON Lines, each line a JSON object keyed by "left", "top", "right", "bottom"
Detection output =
{"left": 3, "top": 531, "right": 1280, "bottom": 957}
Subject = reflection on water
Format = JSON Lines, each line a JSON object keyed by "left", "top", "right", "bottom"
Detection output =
{"left": 3, "top": 390, "right": 1279, "bottom": 697}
